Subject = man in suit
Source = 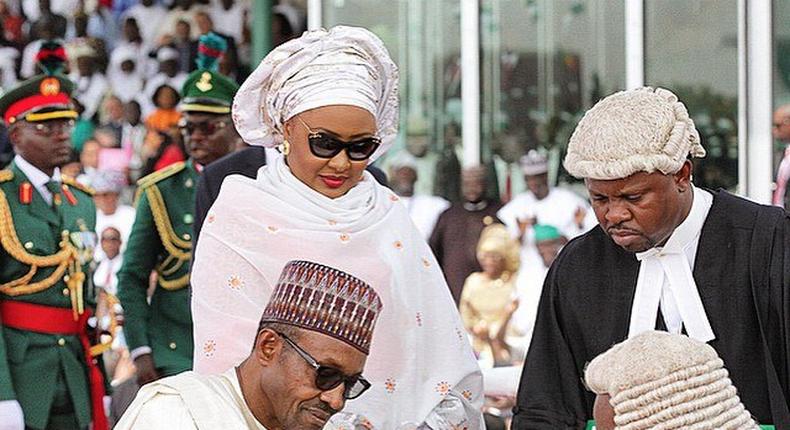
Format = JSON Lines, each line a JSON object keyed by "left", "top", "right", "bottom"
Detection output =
{"left": 0, "top": 42, "right": 107, "bottom": 430}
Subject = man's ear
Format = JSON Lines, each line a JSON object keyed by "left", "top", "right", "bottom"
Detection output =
{"left": 7, "top": 123, "right": 20, "bottom": 147}
{"left": 674, "top": 160, "right": 693, "bottom": 192}
{"left": 254, "top": 329, "right": 281, "bottom": 366}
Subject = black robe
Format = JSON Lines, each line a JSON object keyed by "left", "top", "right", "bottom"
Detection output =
{"left": 512, "top": 190, "right": 790, "bottom": 429}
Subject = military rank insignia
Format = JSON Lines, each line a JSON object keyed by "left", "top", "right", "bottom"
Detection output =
{"left": 196, "top": 72, "right": 213, "bottom": 92}
{"left": 39, "top": 77, "right": 61, "bottom": 96}
{"left": 61, "top": 184, "right": 77, "bottom": 205}
{"left": 19, "top": 182, "right": 32, "bottom": 205}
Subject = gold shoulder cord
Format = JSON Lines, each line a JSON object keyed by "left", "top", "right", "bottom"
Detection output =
{"left": 89, "top": 292, "right": 120, "bottom": 357}
{"left": 145, "top": 185, "right": 191, "bottom": 290}
{"left": 61, "top": 175, "right": 95, "bottom": 195}
{"left": 0, "top": 190, "right": 85, "bottom": 319}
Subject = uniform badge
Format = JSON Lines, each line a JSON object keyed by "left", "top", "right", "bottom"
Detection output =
{"left": 40, "top": 77, "right": 61, "bottom": 96}
{"left": 19, "top": 182, "right": 32, "bottom": 205}
{"left": 196, "top": 72, "right": 213, "bottom": 92}
{"left": 71, "top": 219, "right": 97, "bottom": 264}
{"left": 61, "top": 184, "right": 78, "bottom": 205}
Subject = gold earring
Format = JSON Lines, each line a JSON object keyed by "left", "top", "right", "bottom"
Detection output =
{"left": 280, "top": 140, "right": 291, "bottom": 156}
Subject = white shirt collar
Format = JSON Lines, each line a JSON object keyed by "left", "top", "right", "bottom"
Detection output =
{"left": 227, "top": 368, "right": 267, "bottom": 430}
{"left": 629, "top": 186, "right": 716, "bottom": 343}
{"left": 15, "top": 155, "right": 60, "bottom": 188}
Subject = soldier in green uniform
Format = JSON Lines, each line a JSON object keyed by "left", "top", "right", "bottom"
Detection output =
{"left": 0, "top": 42, "right": 108, "bottom": 430}
{"left": 117, "top": 33, "right": 240, "bottom": 386}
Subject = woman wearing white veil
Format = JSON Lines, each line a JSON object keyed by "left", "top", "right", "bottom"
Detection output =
{"left": 190, "top": 26, "right": 483, "bottom": 429}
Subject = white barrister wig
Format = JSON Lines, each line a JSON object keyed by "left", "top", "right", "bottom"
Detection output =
{"left": 584, "top": 331, "right": 759, "bottom": 430}
{"left": 564, "top": 87, "right": 706, "bottom": 180}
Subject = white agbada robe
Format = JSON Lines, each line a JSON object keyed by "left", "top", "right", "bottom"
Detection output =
{"left": 191, "top": 157, "right": 483, "bottom": 428}
{"left": 399, "top": 195, "right": 450, "bottom": 240}
{"left": 115, "top": 368, "right": 266, "bottom": 430}
{"left": 498, "top": 187, "right": 596, "bottom": 273}
{"left": 94, "top": 204, "right": 136, "bottom": 260}
{"left": 509, "top": 265, "right": 548, "bottom": 358}
{"left": 93, "top": 254, "right": 122, "bottom": 295}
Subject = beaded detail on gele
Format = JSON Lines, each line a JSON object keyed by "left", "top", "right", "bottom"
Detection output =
{"left": 260, "top": 260, "right": 382, "bottom": 354}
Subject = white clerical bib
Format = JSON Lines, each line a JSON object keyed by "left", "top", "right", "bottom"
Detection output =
{"left": 628, "top": 187, "right": 715, "bottom": 343}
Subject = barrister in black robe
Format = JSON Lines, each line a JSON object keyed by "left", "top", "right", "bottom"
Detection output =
{"left": 513, "top": 191, "right": 790, "bottom": 428}
{"left": 429, "top": 166, "right": 502, "bottom": 304}
{"left": 512, "top": 87, "right": 790, "bottom": 429}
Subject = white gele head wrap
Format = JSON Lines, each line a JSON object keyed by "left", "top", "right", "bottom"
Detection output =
{"left": 564, "top": 87, "right": 706, "bottom": 180}
{"left": 232, "top": 25, "right": 399, "bottom": 162}
{"left": 584, "top": 331, "right": 759, "bottom": 430}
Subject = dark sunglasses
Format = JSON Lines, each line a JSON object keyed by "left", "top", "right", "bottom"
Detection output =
{"left": 276, "top": 331, "right": 371, "bottom": 400}
{"left": 297, "top": 116, "right": 380, "bottom": 161}
{"left": 178, "top": 119, "right": 227, "bottom": 136}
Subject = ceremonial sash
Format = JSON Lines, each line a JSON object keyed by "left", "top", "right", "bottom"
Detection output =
{"left": 0, "top": 301, "right": 108, "bottom": 430}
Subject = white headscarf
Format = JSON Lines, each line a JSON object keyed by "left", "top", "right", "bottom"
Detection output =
{"left": 231, "top": 26, "right": 399, "bottom": 161}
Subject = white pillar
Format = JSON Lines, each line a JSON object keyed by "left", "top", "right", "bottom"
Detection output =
{"left": 307, "top": 0, "right": 322, "bottom": 31}
{"left": 461, "top": 0, "right": 480, "bottom": 167}
{"left": 625, "top": 0, "right": 644, "bottom": 89}
{"left": 739, "top": 0, "right": 773, "bottom": 203}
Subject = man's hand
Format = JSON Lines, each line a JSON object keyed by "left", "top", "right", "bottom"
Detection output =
{"left": 517, "top": 216, "right": 537, "bottom": 237}
{"left": 0, "top": 400, "right": 24, "bottom": 430}
{"left": 134, "top": 353, "right": 160, "bottom": 386}
{"left": 574, "top": 207, "right": 587, "bottom": 229}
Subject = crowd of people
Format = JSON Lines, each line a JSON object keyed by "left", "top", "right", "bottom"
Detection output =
{"left": 0, "top": 2, "right": 788, "bottom": 430}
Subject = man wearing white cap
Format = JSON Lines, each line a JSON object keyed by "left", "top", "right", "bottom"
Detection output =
{"left": 388, "top": 151, "right": 449, "bottom": 239}
{"left": 511, "top": 87, "right": 790, "bottom": 429}
{"left": 116, "top": 260, "right": 384, "bottom": 429}
{"left": 68, "top": 42, "right": 108, "bottom": 120}
{"left": 497, "top": 150, "right": 596, "bottom": 271}
{"left": 142, "top": 47, "right": 188, "bottom": 115}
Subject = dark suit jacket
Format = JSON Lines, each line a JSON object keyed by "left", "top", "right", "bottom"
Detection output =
{"left": 193, "top": 146, "right": 389, "bottom": 248}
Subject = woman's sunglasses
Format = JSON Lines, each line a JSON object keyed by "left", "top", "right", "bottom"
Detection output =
{"left": 178, "top": 118, "right": 228, "bottom": 136}
{"left": 297, "top": 116, "right": 380, "bottom": 161}
{"left": 276, "top": 331, "right": 371, "bottom": 400}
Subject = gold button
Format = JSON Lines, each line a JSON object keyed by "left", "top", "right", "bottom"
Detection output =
{"left": 182, "top": 233, "right": 191, "bottom": 241}
{"left": 169, "top": 342, "right": 177, "bottom": 350}
{"left": 57, "top": 338, "right": 66, "bottom": 346}
{"left": 62, "top": 229, "right": 69, "bottom": 236}
{"left": 24, "top": 241, "right": 33, "bottom": 249}
{"left": 62, "top": 288, "right": 70, "bottom": 296}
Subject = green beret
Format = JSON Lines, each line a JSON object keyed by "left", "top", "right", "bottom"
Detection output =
{"left": 534, "top": 224, "right": 562, "bottom": 242}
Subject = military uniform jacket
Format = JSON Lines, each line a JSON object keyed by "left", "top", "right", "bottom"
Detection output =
{"left": 117, "top": 161, "right": 197, "bottom": 376}
{"left": 0, "top": 162, "right": 97, "bottom": 429}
